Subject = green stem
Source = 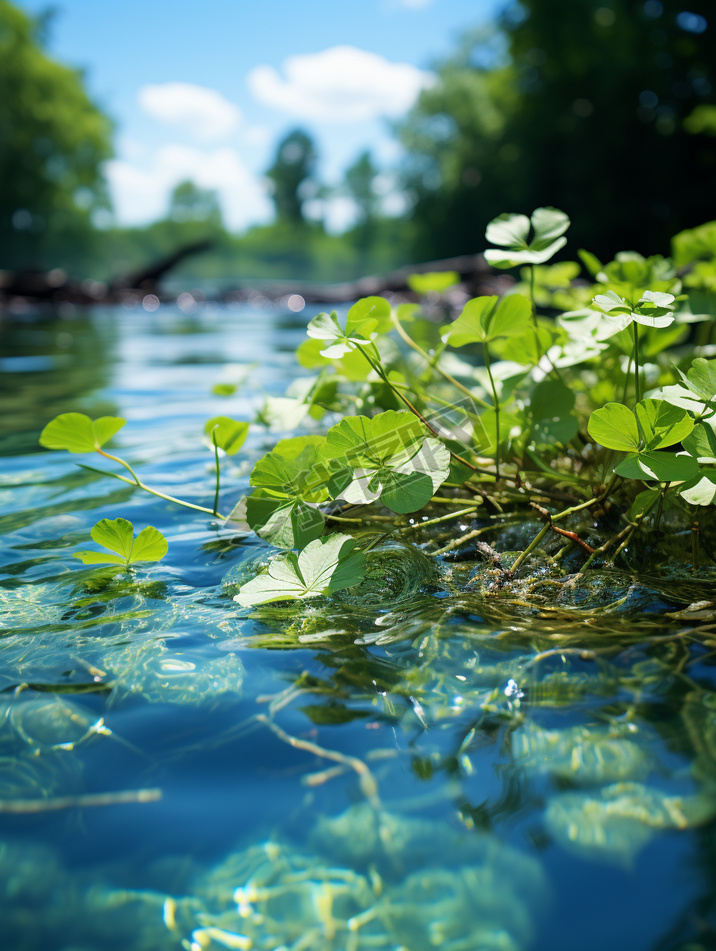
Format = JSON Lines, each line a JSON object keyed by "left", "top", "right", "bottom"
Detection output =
{"left": 623, "top": 338, "right": 635, "bottom": 403}
{"left": 482, "top": 342, "right": 500, "bottom": 479}
{"left": 633, "top": 322, "right": 641, "bottom": 403}
{"left": 391, "top": 311, "right": 492, "bottom": 410}
{"left": 509, "top": 524, "right": 551, "bottom": 573}
{"left": 212, "top": 434, "right": 221, "bottom": 518}
{"left": 401, "top": 506, "right": 479, "bottom": 534}
{"left": 509, "top": 474, "right": 619, "bottom": 574}
{"left": 354, "top": 342, "right": 487, "bottom": 478}
{"left": 78, "top": 463, "right": 225, "bottom": 519}
{"left": 96, "top": 449, "right": 141, "bottom": 485}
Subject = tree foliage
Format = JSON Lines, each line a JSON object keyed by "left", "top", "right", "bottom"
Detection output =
{"left": 265, "top": 128, "right": 318, "bottom": 225}
{"left": 0, "top": 1, "right": 113, "bottom": 269}
{"left": 399, "top": 1, "right": 716, "bottom": 260}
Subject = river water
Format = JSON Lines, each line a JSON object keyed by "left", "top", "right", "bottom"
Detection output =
{"left": 2, "top": 302, "right": 716, "bottom": 951}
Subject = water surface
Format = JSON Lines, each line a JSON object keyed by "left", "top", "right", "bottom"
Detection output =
{"left": 2, "top": 303, "right": 716, "bottom": 951}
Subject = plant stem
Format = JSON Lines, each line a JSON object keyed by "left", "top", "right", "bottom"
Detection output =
{"left": 509, "top": 524, "right": 551, "bottom": 573}
{"left": 212, "top": 433, "right": 221, "bottom": 517}
{"left": 96, "top": 449, "right": 141, "bottom": 485}
{"left": 391, "top": 311, "right": 492, "bottom": 410}
{"left": 354, "top": 342, "right": 488, "bottom": 479}
{"left": 78, "top": 463, "right": 225, "bottom": 518}
{"left": 509, "top": 474, "right": 619, "bottom": 574}
{"left": 482, "top": 342, "right": 500, "bottom": 479}
{"left": 633, "top": 322, "right": 641, "bottom": 403}
{"left": 400, "top": 506, "right": 479, "bottom": 533}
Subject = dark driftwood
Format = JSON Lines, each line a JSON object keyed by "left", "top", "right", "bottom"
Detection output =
{"left": 111, "top": 239, "right": 214, "bottom": 293}
{"left": 0, "top": 246, "right": 510, "bottom": 311}
{"left": 0, "top": 239, "right": 215, "bottom": 309}
{"left": 220, "top": 253, "right": 508, "bottom": 304}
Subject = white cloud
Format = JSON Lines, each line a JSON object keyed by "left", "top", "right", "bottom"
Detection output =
{"left": 138, "top": 82, "right": 241, "bottom": 142}
{"left": 106, "top": 144, "right": 272, "bottom": 231}
{"left": 248, "top": 46, "right": 434, "bottom": 123}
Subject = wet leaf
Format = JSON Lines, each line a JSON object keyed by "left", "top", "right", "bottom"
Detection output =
{"left": 320, "top": 412, "right": 450, "bottom": 513}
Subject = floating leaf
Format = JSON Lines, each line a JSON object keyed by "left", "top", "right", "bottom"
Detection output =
{"left": 204, "top": 417, "right": 249, "bottom": 454}
{"left": 484, "top": 207, "right": 570, "bottom": 268}
{"left": 73, "top": 517, "right": 168, "bottom": 567}
{"left": 441, "top": 294, "right": 532, "bottom": 346}
{"left": 235, "top": 534, "right": 366, "bottom": 607}
{"left": 39, "top": 413, "right": 126, "bottom": 453}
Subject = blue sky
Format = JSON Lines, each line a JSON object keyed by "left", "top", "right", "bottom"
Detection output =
{"left": 21, "top": 0, "right": 503, "bottom": 231}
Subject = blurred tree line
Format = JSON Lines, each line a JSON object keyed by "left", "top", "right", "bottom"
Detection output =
{"left": 1, "top": 0, "right": 715, "bottom": 284}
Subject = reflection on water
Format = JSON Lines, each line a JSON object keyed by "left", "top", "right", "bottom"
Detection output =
{"left": 2, "top": 305, "right": 716, "bottom": 949}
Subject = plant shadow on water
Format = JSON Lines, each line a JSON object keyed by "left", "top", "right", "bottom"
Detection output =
{"left": 5, "top": 299, "right": 716, "bottom": 951}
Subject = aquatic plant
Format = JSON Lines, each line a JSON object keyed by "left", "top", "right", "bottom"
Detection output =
{"left": 37, "top": 208, "right": 716, "bottom": 605}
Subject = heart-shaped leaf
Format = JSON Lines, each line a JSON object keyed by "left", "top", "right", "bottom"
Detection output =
{"left": 235, "top": 534, "right": 366, "bottom": 607}
{"left": 40, "top": 413, "right": 126, "bottom": 453}
{"left": 247, "top": 435, "right": 328, "bottom": 548}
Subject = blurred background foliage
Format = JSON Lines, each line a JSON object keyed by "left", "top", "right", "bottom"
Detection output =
{"left": 1, "top": 0, "right": 715, "bottom": 284}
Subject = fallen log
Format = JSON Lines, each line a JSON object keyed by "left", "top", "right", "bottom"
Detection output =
{"left": 220, "top": 253, "right": 510, "bottom": 305}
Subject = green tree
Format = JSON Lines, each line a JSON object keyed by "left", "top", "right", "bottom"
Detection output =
{"left": 265, "top": 128, "right": 318, "bottom": 224}
{"left": 344, "top": 150, "right": 380, "bottom": 257}
{"left": 399, "top": 2, "right": 716, "bottom": 260}
{"left": 168, "top": 180, "right": 223, "bottom": 226}
{"left": 0, "top": 1, "right": 113, "bottom": 270}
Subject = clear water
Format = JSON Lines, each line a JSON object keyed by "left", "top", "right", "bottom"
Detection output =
{"left": 2, "top": 304, "right": 716, "bottom": 951}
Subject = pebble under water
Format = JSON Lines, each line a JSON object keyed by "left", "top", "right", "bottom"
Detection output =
{"left": 3, "top": 303, "right": 716, "bottom": 950}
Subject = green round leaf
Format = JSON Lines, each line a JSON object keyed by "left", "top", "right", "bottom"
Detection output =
{"left": 39, "top": 413, "right": 126, "bottom": 453}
